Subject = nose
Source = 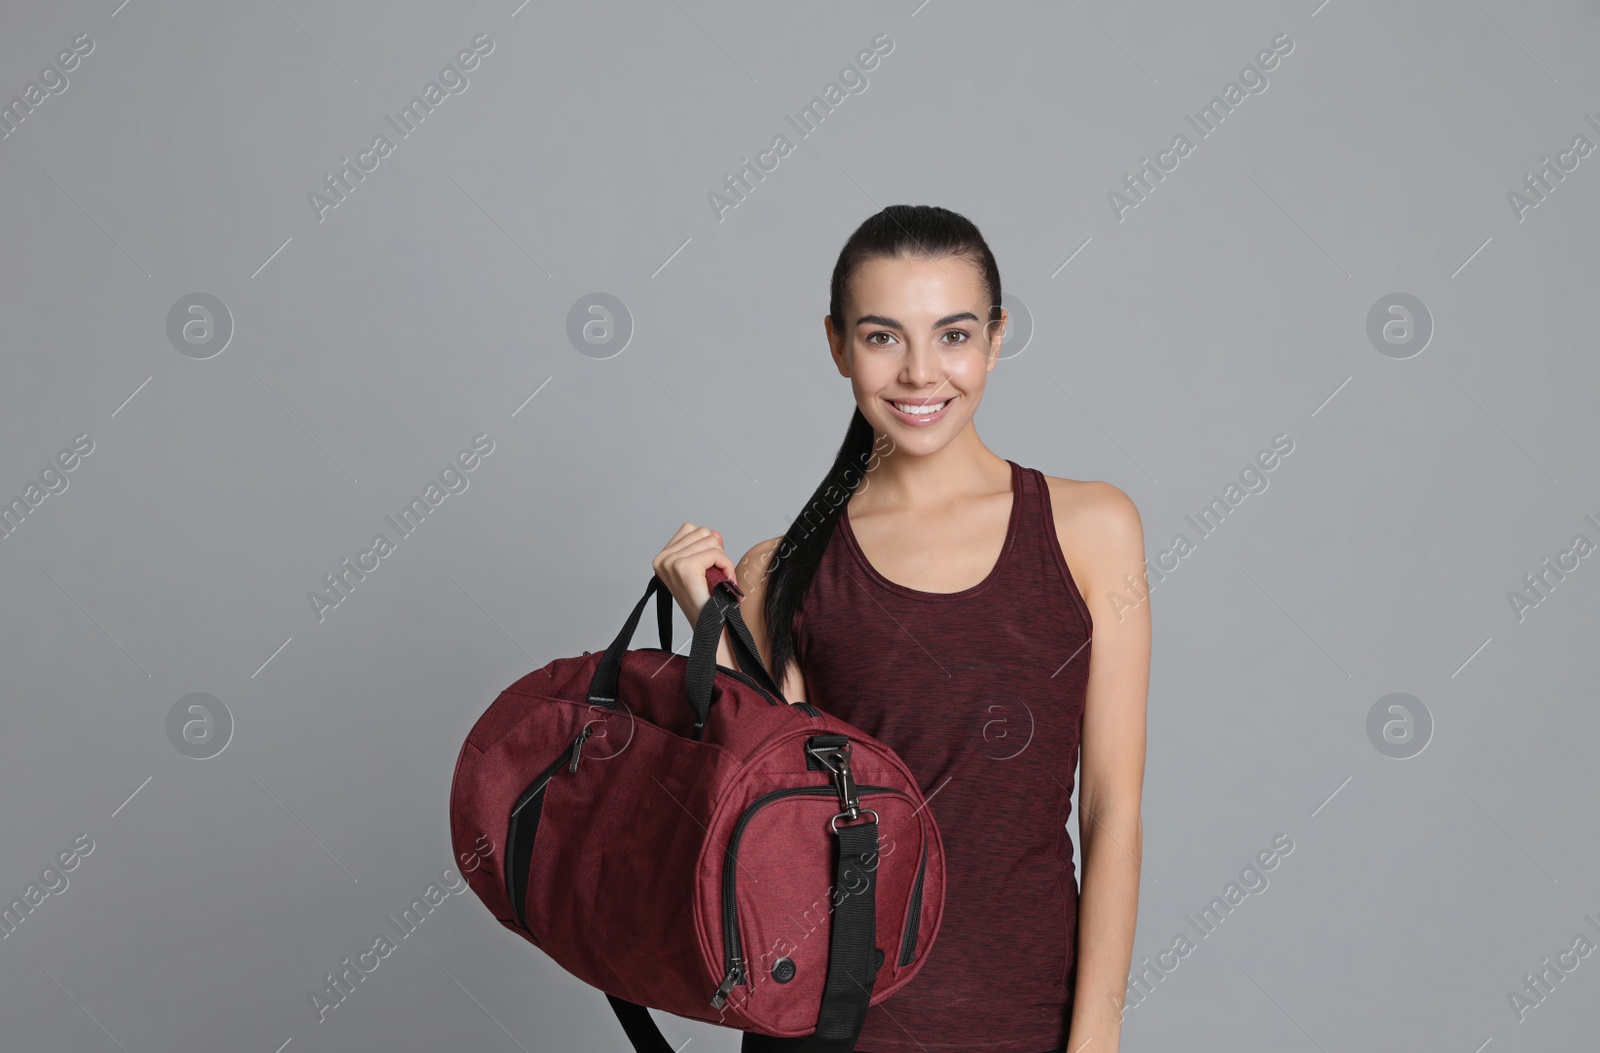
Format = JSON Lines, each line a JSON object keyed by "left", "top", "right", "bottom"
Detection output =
{"left": 899, "top": 338, "right": 946, "bottom": 391}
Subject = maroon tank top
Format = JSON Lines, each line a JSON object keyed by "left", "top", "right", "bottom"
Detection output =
{"left": 791, "top": 459, "right": 1093, "bottom": 1053}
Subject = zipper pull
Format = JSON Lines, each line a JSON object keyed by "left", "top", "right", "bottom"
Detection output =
{"left": 568, "top": 724, "right": 595, "bottom": 774}
{"left": 709, "top": 958, "right": 745, "bottom": 1008}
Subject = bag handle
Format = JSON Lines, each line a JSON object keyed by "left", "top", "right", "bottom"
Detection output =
{"left": 704, "top": 566, "right": 778, "bottom": 697}
{"left": 585, "top": 575, "right": 675, "bottom": 709}
{"left": 587, "top": 568, "right": 785, "bottom": 735}
{"left": 682, "top": 568, "right": 785, "bottom": 735}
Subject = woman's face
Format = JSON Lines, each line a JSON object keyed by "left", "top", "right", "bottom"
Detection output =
{"left": 828, "top": 253, "right": 1005, "bottom": 454}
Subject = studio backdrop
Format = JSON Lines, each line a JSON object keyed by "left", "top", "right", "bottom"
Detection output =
{"left": 2, "top": 1, "right": 1597, "bottom": 1050}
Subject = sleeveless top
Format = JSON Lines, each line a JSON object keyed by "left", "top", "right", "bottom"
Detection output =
{"left": 791, "top": 459, "right": 1093, "bottom": 1053}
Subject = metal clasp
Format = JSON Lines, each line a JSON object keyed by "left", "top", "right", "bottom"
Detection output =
{"left": 830, "top": 807, "right": 878, "bottom": 832}
{"left": 805, "top": 740, "right": 860, "bottom": 819}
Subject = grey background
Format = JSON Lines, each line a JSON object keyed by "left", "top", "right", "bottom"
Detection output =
{"left": 2, "top": 0, "right": 1597, "bottom": 1050}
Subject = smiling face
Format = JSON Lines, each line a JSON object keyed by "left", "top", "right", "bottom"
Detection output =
{"left": 827, "top": 253, "right": 1006, "bottom": 453}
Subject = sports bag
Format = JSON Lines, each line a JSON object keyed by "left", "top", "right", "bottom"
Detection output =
{"left": 449, "top": 566, "right": 946, "bottom": 1052}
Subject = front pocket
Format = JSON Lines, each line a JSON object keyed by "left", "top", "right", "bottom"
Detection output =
{"left": 506, "top": 725, "right": 593, "bottom": 931}
{"left": 711, "top": 783, "right": 909, "bottom": 1010}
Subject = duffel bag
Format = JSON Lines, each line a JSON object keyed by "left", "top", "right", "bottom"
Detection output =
{"left": 449, "top": 566, "right": 945, "bottom": 1052}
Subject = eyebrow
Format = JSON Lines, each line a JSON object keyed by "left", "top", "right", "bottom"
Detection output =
{"left": 853, "top": 311, "right": 981, "bottom": 330}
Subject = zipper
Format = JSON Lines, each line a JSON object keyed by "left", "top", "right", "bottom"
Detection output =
{"left": 713, "top": 662, "right": 821, "bottom": 716}
{"left": 716, "top": 663, "right": 785, "bottom": 707}
{"left": 711, "top": 782, "right": 908, "bottom": 1008}
{"left": 636, "top": 646, "right": 820, "bottom": 716}
{"left": 506, "top": 725, "right": 594, "bottom": 931}
{"left": 720, "top": 664, "right": 822, "bottom": 716}
{"left": 898, "top": 840, "right": 928, "bottom": 966}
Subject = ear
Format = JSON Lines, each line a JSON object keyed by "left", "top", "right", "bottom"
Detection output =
{"left": 825, "top": 314, "right": 851, "bottom": 377}
{"left": 986, "top": 309, "right": 1007, "bottom": 368}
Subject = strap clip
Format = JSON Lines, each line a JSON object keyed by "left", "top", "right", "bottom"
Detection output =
{"left": 806, "top": 739, "right": 860, "bottom": 819}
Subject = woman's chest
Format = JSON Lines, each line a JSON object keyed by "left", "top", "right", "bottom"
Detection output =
{"left": 795, "top": 603, "right": 1090, "bottom": 732}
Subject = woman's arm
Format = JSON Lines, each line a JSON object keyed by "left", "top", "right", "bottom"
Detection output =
{"left": 1053, "top": 480, "right": 1151, "bottom": 1053}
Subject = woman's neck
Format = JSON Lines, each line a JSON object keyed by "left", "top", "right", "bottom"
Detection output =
{"left": 853, "top": 429, "right": 1010, "bottom": 515}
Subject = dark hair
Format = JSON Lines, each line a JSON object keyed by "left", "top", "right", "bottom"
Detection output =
{"left": 760, "top": 204, "right": 1002, "bottom": 692}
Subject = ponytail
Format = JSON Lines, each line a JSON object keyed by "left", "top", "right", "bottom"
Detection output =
{"left": 761, "top": 204, "right": 1001, "bottom": 691}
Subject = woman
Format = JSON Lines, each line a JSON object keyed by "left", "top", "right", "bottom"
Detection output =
{"left": 653, "top": 205, "right": 1150, "bottom": 1053}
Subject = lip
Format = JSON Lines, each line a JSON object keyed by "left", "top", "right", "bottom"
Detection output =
{"left": 884, "top": 394, "right": 957, "bottom": 427}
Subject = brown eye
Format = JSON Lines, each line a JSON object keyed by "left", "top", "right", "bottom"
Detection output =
{"left": 943, "top": 330, "right": 969, "bottom": 345}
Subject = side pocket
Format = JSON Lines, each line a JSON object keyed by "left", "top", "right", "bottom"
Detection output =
{"left": 897, "top": 839, "right": 928, "bottom": 966}
{"left": 506, "top": 726, "right": 593, "bottom": 932}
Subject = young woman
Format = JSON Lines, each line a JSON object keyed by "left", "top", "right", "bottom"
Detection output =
{"left": 652, "top": 205, "right": 1150, "bottom": 1053}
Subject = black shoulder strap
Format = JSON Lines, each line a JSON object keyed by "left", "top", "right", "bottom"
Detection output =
{"left": 604, "top": 816, "right": 881, "bottom": 1052}
{"left": 604, "top": 994, "right": 675, "bottom": 1053}
{"left": 803, "top": 818, "right": 881, "bottom": 1050}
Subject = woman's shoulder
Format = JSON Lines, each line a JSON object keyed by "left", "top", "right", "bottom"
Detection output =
{"left": 1038, "top": 473, "right": 1140, "bottom": 528}
{"left": 734, "top": 535, "right": 787, "bottom": 588}
{"left": 731, "top": 535, "right": 791, "bottom": 616}
{"left": 732, "top": 535, "right": 811, "bottom": 702}
{"left": 1037, "top": 473, "right": 1145, "bottom": 594}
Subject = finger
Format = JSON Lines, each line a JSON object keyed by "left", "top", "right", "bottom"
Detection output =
{"left": 664, "top": 522, "right": 701, "bottom": 546}
{"left": 662, "top": 530, "right": 723, "bottom": 567}
{"left": 663, "top": 525, "right": 718, "bottom": 555}
{"left": 668, "top": 536, "right": 730, "bottom": 575}
{"left": 683, "top": 541, "right": 737, "bottom": 584}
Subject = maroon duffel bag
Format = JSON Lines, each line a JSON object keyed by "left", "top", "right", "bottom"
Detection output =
{"left": 449, "top": 567, "right": 946, "bottom": 1051}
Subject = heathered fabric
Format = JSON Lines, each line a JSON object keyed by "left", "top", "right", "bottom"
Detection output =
{"left": 791, "top": 459, "right": 1093, "bottom": 1053}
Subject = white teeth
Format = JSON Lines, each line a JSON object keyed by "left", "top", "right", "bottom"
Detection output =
{"left": 893, "top": 398, "right": 951, "bottom": 415}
